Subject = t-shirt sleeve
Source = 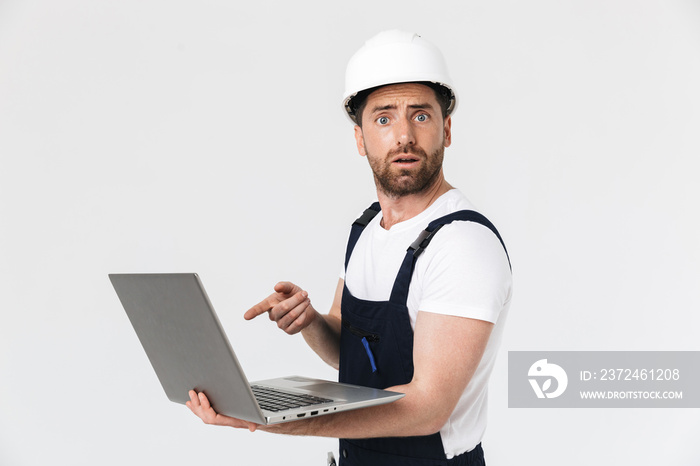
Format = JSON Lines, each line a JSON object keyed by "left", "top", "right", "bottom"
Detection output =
{"left": 414, "top": 221, "right": 512, "bottom": 323}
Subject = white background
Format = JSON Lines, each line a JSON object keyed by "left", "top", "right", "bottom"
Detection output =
{"left": 1, "top": 1, "right": 699, "bottom": 465}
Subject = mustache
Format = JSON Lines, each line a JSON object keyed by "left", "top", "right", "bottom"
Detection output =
{"left": 387, "top": 145, "right": 428, "bottom": 159}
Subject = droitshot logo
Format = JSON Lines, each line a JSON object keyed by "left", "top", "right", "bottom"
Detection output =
{"left": 528, "top": 359, "right": 568, "bottom": 399}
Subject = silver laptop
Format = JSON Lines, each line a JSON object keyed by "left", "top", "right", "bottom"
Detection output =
{"left": 109, "top": 273, "right": 404, "bottom": 424}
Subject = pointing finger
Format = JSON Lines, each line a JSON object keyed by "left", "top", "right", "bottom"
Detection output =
{"left": 244, "top": 283, "right": 302, "bottom": 320}
{"left": 244, "top": 298, "right": 274, "bottom": 320}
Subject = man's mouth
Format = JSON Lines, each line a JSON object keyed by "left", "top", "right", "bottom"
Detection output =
{"left": 389, "top": 145, "right": 427, "bottom": 165}
{"left": 392, "top": 155, "right": 420, "bottom": 164}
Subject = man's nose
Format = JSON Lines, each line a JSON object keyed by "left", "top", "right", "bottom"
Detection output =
{"left": 395, "top": 116, "right": 415, "bottom": 146}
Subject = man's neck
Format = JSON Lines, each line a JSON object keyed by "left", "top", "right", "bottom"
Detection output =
{"left": 377, "top": 176, "right": 454, "bottom": 230}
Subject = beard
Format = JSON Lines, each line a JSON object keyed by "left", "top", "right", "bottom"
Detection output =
{"left": 366, "top": 144, "right": 445, "bottom": 198}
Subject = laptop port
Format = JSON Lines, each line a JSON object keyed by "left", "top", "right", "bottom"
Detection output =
{"left": 310, "top": 411, "right": 318, "bottom": 416}
{"left": 297, "top": 413, "right": 306, "bottom": 418}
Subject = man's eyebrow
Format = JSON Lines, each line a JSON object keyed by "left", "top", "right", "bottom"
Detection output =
{"left": 408, "top": 103, "right": 434, "bottom": 110}
{"left": 368, "top": 102, "right": 435, "bottom": 114}
{"left": 369, "top": 104, "right": 396, "bottom": 114}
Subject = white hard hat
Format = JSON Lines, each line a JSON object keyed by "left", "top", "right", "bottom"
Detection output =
{"left": 342, "top": 30, "right": 458, "bottom": 124}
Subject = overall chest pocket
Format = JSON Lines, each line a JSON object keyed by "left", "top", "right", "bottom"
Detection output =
{"left": 338, "top": 299, "right": 415, "bottom": 389}
{"left": 342, "top": 320, "right": 380, "bottom": 373}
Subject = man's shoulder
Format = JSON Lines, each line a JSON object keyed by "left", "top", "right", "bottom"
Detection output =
{"left": 421, "top": 191, "right": 510, "bottom": 268}
{"left": 426, "top": 189, "right": 479, "bottom": 218}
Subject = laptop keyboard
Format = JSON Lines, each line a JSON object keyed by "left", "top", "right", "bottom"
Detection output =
{"left": 251, "top": 385, "right": 333, "bottom": 412}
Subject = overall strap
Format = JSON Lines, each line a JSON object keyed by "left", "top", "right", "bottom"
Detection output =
{"left": 389, "top": 210, "right": 511, "bottom": 305}
{"left": 344, "top": 202, "right": 381, "bottom": 270}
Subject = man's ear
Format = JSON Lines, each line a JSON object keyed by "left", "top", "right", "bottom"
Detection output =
{"left": 443, "top": 115, "right": 452, "bottom": 148}
{"left": 354, "top": 125, "right": 367, "bottom": 157}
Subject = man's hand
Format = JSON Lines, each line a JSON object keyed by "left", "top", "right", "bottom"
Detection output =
{"left": 244, "top": 282, "right": 317, "bottom": 335}
{"left": 186, "top": 390, "right": 260, "bottom": 432}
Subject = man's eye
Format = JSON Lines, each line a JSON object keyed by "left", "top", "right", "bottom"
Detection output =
{"left": 415, "top": 114, "right": 428, "bottom": 122}
{"left": 377, "top": 116, "right": 389, "bottom": 125}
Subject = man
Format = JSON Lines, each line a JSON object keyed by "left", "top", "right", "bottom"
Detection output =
{"left": 187, "top": 30, "right": 512, "bottom": 466}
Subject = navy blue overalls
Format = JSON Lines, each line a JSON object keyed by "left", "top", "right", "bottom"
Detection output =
{"left": 338, "top": 203, "right": 510, "bottom": 466}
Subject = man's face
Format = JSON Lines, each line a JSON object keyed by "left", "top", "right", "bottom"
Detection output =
{"left": 354, "top": 83, "right": 452, "bottom": 198}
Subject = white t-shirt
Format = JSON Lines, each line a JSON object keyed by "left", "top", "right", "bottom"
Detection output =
{"left": 341, "top": 189, "right": 512, "bottom": 459}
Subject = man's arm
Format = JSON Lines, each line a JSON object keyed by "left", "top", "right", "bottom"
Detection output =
{"left": 188, "top": 310, "right": 493, "bottom": 438}
{"left": 300, "top": 279, "right": 343, "bottom": 369}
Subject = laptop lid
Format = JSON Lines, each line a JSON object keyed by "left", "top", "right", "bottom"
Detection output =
{"left": 109, "top": 273, "right": 266, "bottom": 424}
